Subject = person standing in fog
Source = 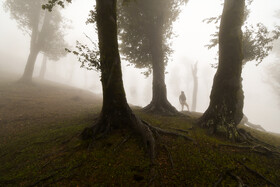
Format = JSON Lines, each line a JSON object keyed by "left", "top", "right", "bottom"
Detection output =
{"left": 179, "top": 91, "right": 189, "bottom": 111}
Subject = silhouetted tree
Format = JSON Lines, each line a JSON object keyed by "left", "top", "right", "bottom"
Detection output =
{"left": 204, "top": 1, "right": 280, "bottom": 67}
{"left": 118, "top": 0, "right": 188, "bottom": 115}
{"left": 266, "top": 12, "right": 280, "bottom": 106}
{"left": 4, "top": 0, "right": 68, "bottom": 83}
{"left": 191, "top": 62, "right": 198, "bottom": 112}
{"left": 39, "top": 10, "right": 69, "bottom": 79}
{"left": 199, "top": 0, "right": 245, "bottom": 141}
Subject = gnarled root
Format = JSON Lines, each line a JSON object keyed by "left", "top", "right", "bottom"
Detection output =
{"left": 81, "top": 110, "right": 195, "bottom": 164}
{"left": 237, "top": 161, "right": 279, "bottom": 187}
{"left": 214, "top": 169, "right": 246, "bottom": 187}
{"left": 142, "top": 101, "right": 182, "bottom": 116}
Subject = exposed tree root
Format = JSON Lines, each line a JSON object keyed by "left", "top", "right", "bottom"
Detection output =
{"left": 141, "top": 120, "right": 195, "bottom": 143}
{"left": 240, "top": 115, "right": 266, "bottom": 132}
{"left": 218, "top": 143, "right": 280, "bottom": 157}
{"left": 228, "top": 172, "right": 246, "bottom": 187}
{"left": 237, "top": 161, "right": 279, "bottom": 187}
{"left": 81, "top": 110, "right": 195, "bottom": 165}
{"left": 162, "top": 144, "right": 174, "bottom": 169}
{"left": 214, "top": 169, "right": 246, "bottom": 187}
{"left": 142, "top": 101, "right": 182, "bottom": 116}
{"left": 147, "top": 167, "right": 158, "bottom": 186}
{"left": 198, "top": 115, "right": 280, "bottom": 158}
{"left": 113, "top": 133, "right": 132, "bottom": 152}
{"left": 168, "top": 127, "right": 189, "bottom": 134}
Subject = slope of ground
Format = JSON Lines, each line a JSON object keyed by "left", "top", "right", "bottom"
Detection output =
{"left": 0, "top": 76, "right": 280, "bottom": 186}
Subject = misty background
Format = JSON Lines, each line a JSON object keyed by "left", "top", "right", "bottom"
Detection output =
{"left": 0, "top": 0, "right": 279, "bottom": 133}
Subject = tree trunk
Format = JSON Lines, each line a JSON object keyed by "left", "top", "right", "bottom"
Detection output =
{"left": 19, "top": 9, "right": 51, "bottom": 83}
{"left": 81, "top": 0, "right": 157, "bottom": 160}
{"left": 19, "top": 9, "right": 40, "bottom": 83}
{"left": 39, "top": 54, "right": 47, "bottom": 79}
{"left": 143, "top": 17, "right": 179, "bottom": 115}
{"left": 191, "top": 62, "right": 198, "bottom": 112}
{"left": 20, "top": 47, "right": 40, "bottom": 83}
{"left": 199, "top": 0, "right": 245, "bottom": 142}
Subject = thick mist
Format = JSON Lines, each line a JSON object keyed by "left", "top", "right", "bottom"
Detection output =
{"left": 0, "top": 0, "right": 279, "bottom": 133}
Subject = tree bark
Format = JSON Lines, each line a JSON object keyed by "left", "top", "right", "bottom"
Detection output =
{"left": 199, "top": 0, "right": 245, "bottom": 142}
{"left": 191, "top": 62, "right": 198, "bottom": 112}
{"left": 143, "top": 16, "right": 179, "bottom": 115}
{"left": 39, "top": 54, "right": 47, "bottom": 79}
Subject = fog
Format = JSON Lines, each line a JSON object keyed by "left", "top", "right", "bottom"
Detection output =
{"left": 0, "top": 0, "right": 279, "bottom": 133}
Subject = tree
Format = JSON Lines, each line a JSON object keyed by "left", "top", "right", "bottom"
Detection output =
{"left": 204, "top": 1, "right": 280, "bottom": 67}
{"left": 118, "top": 0, "right": 188, "bottom": 115}
{"left": 38, "top": 9, "right": 69, "bottom": 80}
{"left": 4, "top": 0, "right": 68, "bottom": 83}
{"left": 191, "top": 62, "right": 198, "bottom": 112}
{"left": 267, "top": 60, "right": 280, "bottom": 105}
{"left": 266, "top": 11, "right": 280, "bottom": 106}
{"left": 199, "top": 0, "right": 245, "bottom": 141}
{"left": 39, "top": 54, "right": 47, "bottom": 79}
{"left": 46, "top": 0, "right": 193, "bottom": 163}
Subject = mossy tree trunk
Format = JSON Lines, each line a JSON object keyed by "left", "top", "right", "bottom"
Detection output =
{"left": 199, "top": 0, "right": 245, "bottom": 142}
{"left": 143, "top": 16, "right": 179, "bottom": 116}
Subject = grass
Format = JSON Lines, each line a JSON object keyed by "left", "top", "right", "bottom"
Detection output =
{"left": 0, "top": 79, "right": 280, "bottom": 186}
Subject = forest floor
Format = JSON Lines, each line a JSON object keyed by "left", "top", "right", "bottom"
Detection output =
{"left": 1, "top": 73, "right": 280, "bottom": 186}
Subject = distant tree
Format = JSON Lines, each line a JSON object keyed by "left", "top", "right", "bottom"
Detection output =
{"left": 118, "top": 0, "right": 188, "bottom": 115}
{"left": 39, "top": 9, "right": 69, "bottom": 79}
{"left": 191, "top": 62, "right": 198, "bottom": 112}
{"left": 266, "top": 11, "right": 280, "bottom": 106}
{"left": 4, "top": 0, "right": 68, "bottom": 83}
{"left": 204, "top": 0, "right": 280, "bottom": 67}
{"left": 199, "top": 0, "right": 245, "bottom": 141}
{"left": 267, "top": 60, "right": 280, "bottom": 105}
{"left": 39, "top": 54, "right": 47, "bottom": 79}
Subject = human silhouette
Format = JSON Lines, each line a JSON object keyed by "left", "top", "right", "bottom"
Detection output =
{"left": 179, "top": 91, "right": 189, "bottom": 111}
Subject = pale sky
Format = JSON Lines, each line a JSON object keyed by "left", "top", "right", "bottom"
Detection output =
{"left": 0, "top": 0, "right": 279, "bottom": 133}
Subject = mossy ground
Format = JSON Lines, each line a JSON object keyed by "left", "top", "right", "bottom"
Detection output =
{"left": 0, "top": 78, "right": 280, "bottom": 186}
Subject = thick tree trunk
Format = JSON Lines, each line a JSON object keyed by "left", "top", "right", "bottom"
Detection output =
{"left": 39, "top": 54, "right": 47, "bottom": 79}
{"left": 81, "top": 0, "right": 157, "bottom": 160}
{"left": 199, "top": 0, "right": 245, "bottom": 141}
{"left": 143, "top": 17, "right": 179, "bottom": 115}
{"left": 191, "top": 62, "right": 198, "bottom": 112}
